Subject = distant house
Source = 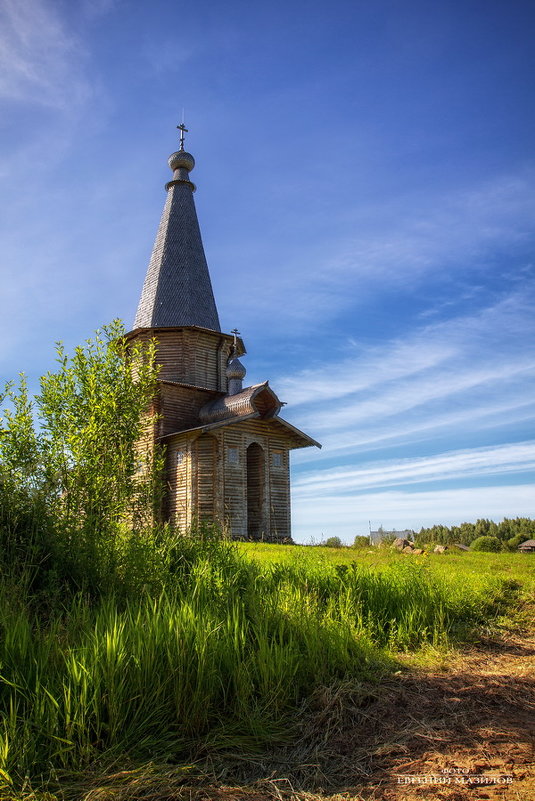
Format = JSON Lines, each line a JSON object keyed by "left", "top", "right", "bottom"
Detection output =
{"left": 518, "top": 539, "right": 535, "bottom": 552}
{"left": 370, "top": 528, "right": 414, "bottom": 546}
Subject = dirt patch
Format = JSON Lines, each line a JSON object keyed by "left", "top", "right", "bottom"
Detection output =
{"left": 82, "top": 626, "right": 534, "bottom": 801}
{"left": 343, "top": 631, "right": 535, "bottom": 800}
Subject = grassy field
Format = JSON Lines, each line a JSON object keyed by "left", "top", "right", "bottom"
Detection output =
{"left": 0, "top": 541, "right": 533, "bottom": 799}
{"left": 241, "top": 543, "right": 534, "bottom": 609}
{"left": 241, "top": 539, "right": 535, "bottom": 578}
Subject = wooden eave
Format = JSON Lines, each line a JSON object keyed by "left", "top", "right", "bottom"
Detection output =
{"left": 124, "top": 325, "right": 246, "bottom": 356}
{"left": 272, "top": 416, "right": 321, "bottom": 449}
{"left": 158, "top": 379, "right": 221, "bottom": 394}
{"left": 159, "top": 413, "right": 321, "bottom": 450}
{"left": 159, "top": 413, "right": 259, "bottom": 441}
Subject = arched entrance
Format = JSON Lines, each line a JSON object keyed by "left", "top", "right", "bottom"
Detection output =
{"left": 246, "top": 443, "right": 265, "bottom": 539}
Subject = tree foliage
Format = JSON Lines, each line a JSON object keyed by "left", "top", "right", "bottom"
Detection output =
{"left": 322, "top": 536, "right": 344, "bottom": 548}
{"left": 0, "top": 321, "right": 163, "bottom": 597}
{"left": 470, "top": 536, "right": 502, "bottom": 553}
{"left": 415, "top": 517, "right": 534, "bottom": 548}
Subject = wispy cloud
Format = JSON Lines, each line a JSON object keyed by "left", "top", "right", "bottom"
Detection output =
{"left": 278, "top": 283, "right": 535, "bottom": 461}
{"left": 294, "top": 442, "right": 535, "bottom": 496}
{"left": 227, "top": 168, "right": 535, "bottom": 332}
{"left": 277, "top": 339, "right": 455, "bottom": 407}
{"left": 338, "top": 173, "right": 535, "bottom": 284}
{"left": 301, "top": 397, "right": 535, "bottom": 458}
{"left": 293, "top": 484, "right": 535, "bottom": 542}
{"left": 0, "top": 0, "right": 92, "bottom": 110}
{"left": 141, "top": 39, "right": 197, "bottom": 76}
{"left": 285, "top": 279, "right": 535, "bottom": 541}
{"left": 80, "top": 0, "right": 119, "bottom": 21}
{"left": 302, "top": 358, "right": 534, "bottom": 435}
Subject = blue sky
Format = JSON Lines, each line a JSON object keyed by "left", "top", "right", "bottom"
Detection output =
{"left": 1, "top": 0, "right": 534, "bottom": 542}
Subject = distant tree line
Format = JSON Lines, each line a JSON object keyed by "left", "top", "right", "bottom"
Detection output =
{"left": 318, "top": 519, "right": 534, "bottom": 551}
{"left": 414, "top": 517, "right": 534, "bottom": 551}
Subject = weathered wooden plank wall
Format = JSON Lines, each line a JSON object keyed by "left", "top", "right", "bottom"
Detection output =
{"left": 132, "top": 329, "right": 233, "bottom": 390}
{"left": 194, "top": 434, "right": 218, "bottom": 522}
{"left": 159, "top": 384, "right": 216, "bottom": 435}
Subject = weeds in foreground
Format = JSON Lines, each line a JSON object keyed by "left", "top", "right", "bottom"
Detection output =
{"left": 0, "top": 539, "right": 522, "bottom": 795}
{"left": 0, "top": 325, "right": 531, "bottom": 797}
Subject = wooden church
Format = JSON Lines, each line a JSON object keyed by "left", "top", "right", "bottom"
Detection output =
{"left": 126, "top": 127, "right": 319, "bottom": 541}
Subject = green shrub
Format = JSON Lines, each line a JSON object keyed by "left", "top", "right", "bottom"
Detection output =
{"left": 353, "top": 535, "right": 370, "bottom": 549}
{"left": 506, "top": 533, "right": 531, "bottom": 551}
{"left": 0, "top": 322, "right": 163, "bottom": 601}
{"left": 322, "top": 536, "right": 344, "bottom": 548}
{"left": 470, "top": 535, "right": 502, "bottom": 552}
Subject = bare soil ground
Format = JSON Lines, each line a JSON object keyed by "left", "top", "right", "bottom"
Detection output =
{"left": 84, "top": 620, "right": 535, "bottom": 801}
{"left": 340, "top": 629, "right": 535, "bottom": 800}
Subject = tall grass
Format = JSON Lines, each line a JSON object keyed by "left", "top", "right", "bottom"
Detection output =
{"left": 0, "top": 541, "right": 518, "bottom": 793}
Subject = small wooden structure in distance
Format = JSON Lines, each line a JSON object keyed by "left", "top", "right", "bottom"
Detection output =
{"left": 126, "top": 131, "right": 320, "bottom": 541}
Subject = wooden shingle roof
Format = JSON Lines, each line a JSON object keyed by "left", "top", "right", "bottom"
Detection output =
{"left": 160, "top": 414, "right": 321, "bottom": 450}
{"left": 134, "top": 149, "right": 220, "bottom": 332}
{"left": 198, "top": 382, "right": 281, "bottom": 424}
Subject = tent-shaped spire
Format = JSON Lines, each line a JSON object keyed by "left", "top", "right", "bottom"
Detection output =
{"left": 134, "top": 129, "right": 221, "bottom": 331}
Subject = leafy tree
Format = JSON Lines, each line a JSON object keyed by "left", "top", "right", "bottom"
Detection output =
{"left": 353, "top": 535, "right": 370, "bottom": 548}
{"left": 323, "top": 536, "right": 344, "bottom": 548}
{"left": 458, "top": 521, "right": 476, "bottom": 545}
{"left": 470, "top": 535, "right": 502, "bottom": 553}
{"left": 506, "top": 533, "right": 530, "bottom": 551}
{"left": 416, "top": 518, "right": 534, "bottom": 548}
{"left": 0, "top": 321, "right": 163, "bottom": 595}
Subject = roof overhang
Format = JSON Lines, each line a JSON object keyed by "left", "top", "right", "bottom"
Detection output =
{"left": 124, "top": 326, "right": 246, "bottom": 355}
{"left": 159, "top": 379, "right": 220, "bottom": 394}
{"left": 159, "top": 413, "right": 321, "bottom": 450}
{"left": 159, "top": 413, "right": 258, "bottom": 442}
{"left": 198, "top": 381, "right": 282, "bottom": 423}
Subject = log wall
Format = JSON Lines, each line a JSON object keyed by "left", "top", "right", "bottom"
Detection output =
{"left": 159, "top": 383, "right": 217, "bottom": 435}
{"left": 164, "top": 420, "right": 292, "bottom": 541}
{"left": 130, "top": 329, "right": 233, "bottom": 390}
{"left": 129, "top": 328, "right": 298, "bottom": 541}
{"left": 165, "top": 434, "right": 193, "bottom": 529}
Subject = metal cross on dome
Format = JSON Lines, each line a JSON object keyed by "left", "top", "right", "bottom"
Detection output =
{"left": 177, "top": 122, "right": 188, "bottom": 151}
{"left": 231, "top": 328, "right": 240, "bottom": 348}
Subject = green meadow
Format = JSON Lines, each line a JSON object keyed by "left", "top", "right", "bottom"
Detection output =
{"left": 241, "top": 541, "right": 535, "bottom": 592}
{"left": 1, "top": 331, "right": 533, "bottom": 797}
{"left": 0, "top": 540, "right": 532, "bottom": 797}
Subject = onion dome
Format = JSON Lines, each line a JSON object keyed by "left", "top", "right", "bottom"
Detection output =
{"left": 168, "top": 150, "right": 195, "bottom": 172}
{"left": 226, "top": 354, "right": 246, "bottom": 395}
{"left": 226, "top": 357, "right": 246, "bottom": 380}
{"left": 166, "top": 148, "right": 196, "bottom": 191}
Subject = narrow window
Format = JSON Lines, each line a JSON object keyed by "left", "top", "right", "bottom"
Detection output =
{"left": 176, "top": 450, "right": 185, "bottom": 465}
{"left": 227, "top": 446, "right": 239, "bottom": 465}
{"left": 272, "top": 451, "right": 283, "bottom": 468}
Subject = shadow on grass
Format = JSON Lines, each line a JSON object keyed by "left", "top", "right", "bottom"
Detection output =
{"left": 72, "top": 638, "right": 535, "bottom": 801}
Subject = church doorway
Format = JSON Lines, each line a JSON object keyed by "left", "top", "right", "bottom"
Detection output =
{"left": 246, "top": 443, "right": 265, "bottom": 538}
